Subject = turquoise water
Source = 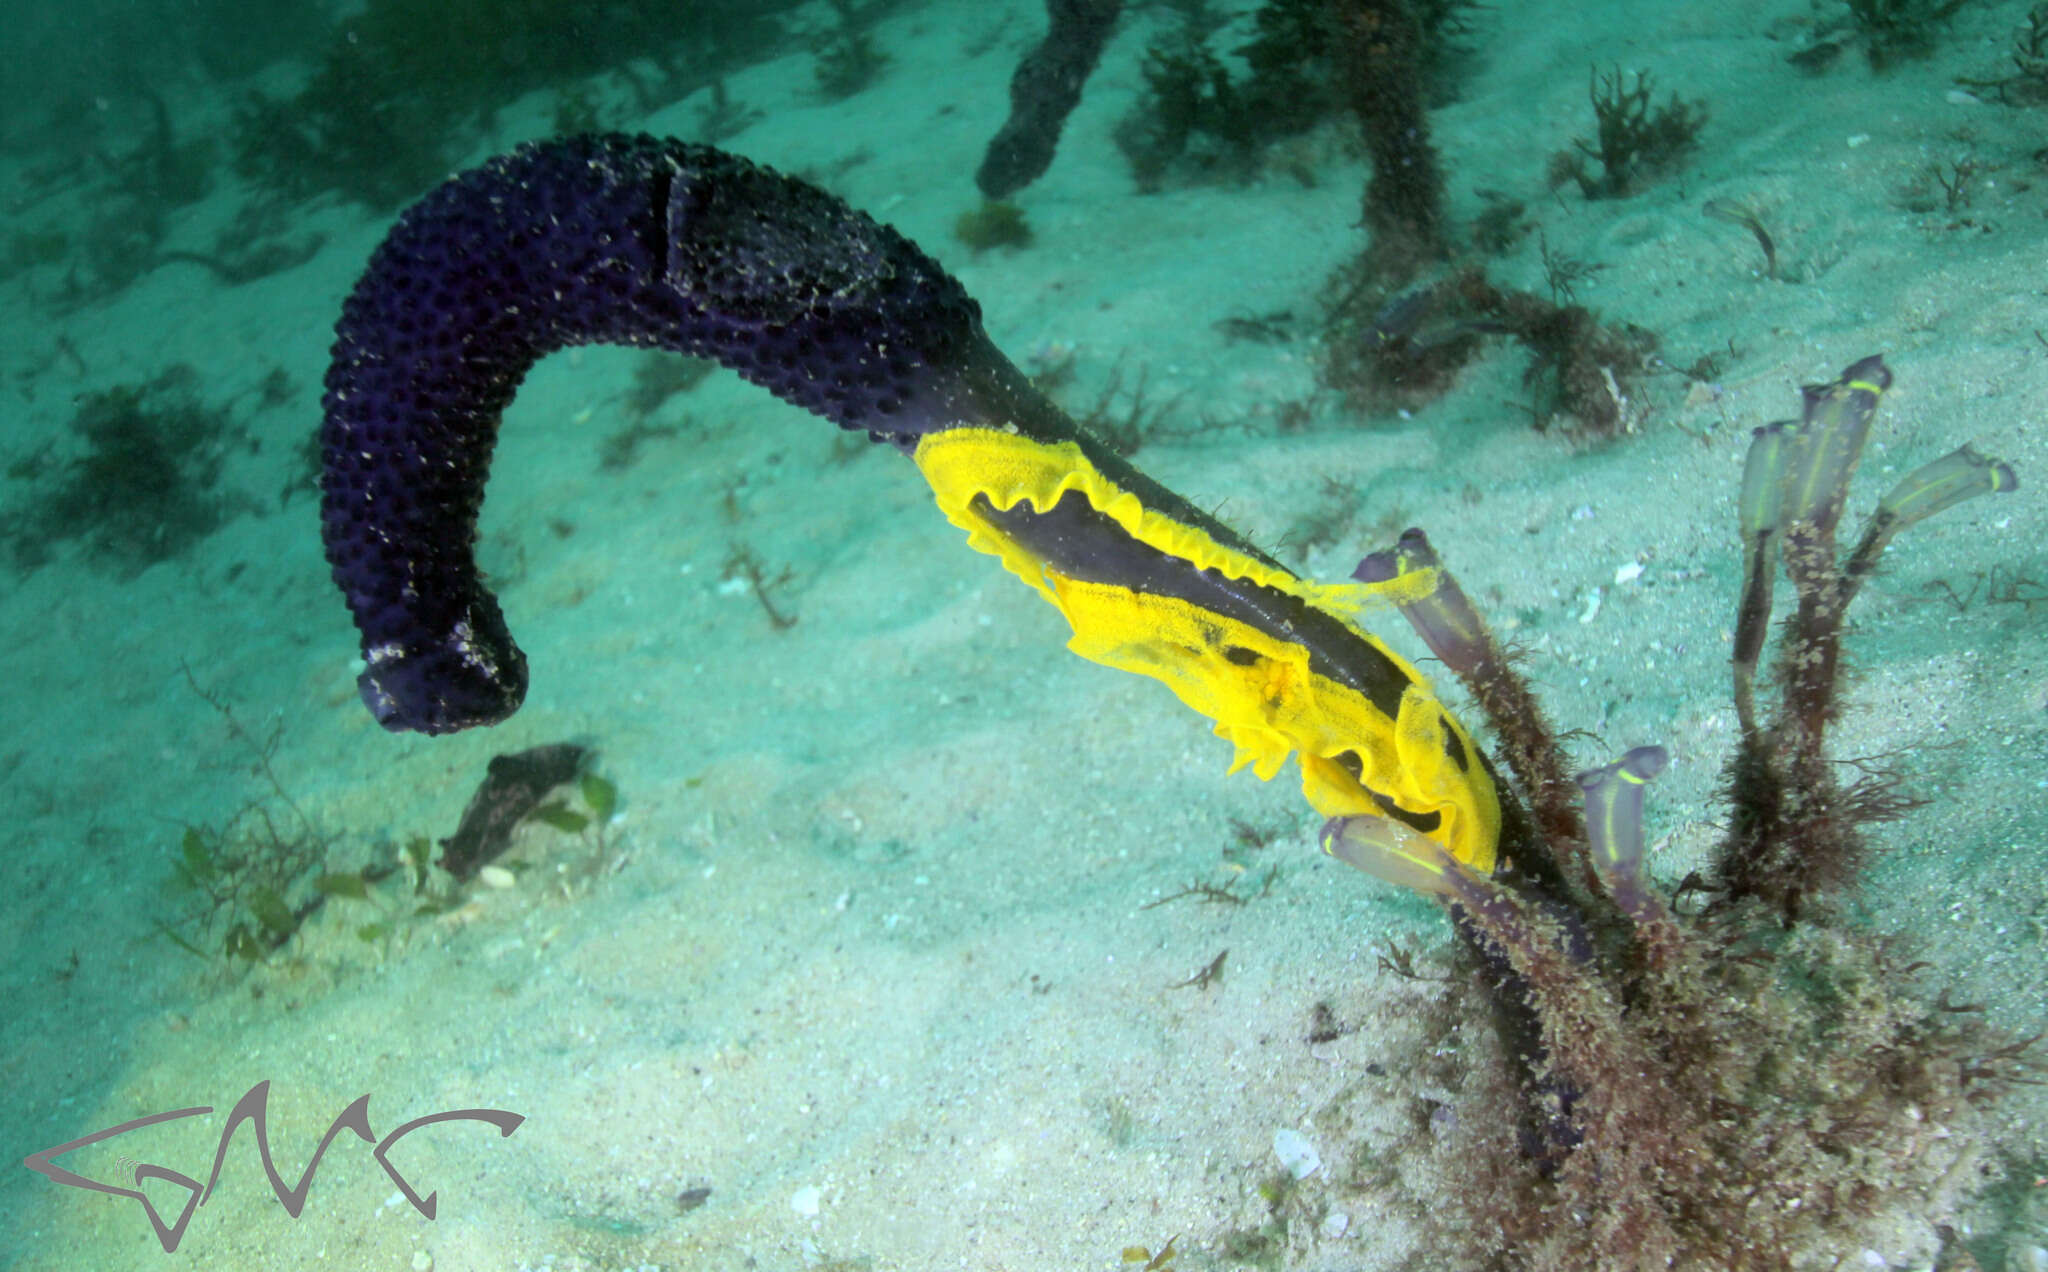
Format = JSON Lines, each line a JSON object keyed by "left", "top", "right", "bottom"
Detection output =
{"left": 2, "top": 2, "right": 2044, "bottom": 1268}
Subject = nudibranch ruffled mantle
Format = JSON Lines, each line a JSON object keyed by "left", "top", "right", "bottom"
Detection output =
{"left": 319, "top": 132, "right": 1501, "bottom": 874}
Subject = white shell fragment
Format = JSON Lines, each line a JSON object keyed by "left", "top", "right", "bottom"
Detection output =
{"left": 1272, "top": 1127, "right": 1322, "bottom": 1179}
{"left": 477, "top": 865, "right": 517, "bottom": 890}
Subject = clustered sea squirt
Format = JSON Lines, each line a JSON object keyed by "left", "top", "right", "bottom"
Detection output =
{"left": 1327, "top": 358, "right": 2022, "bottom": 1268}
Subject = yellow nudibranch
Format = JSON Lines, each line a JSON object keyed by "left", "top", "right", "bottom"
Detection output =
{"left": 913, "top": 426, "right": 1501, "bottom": 876}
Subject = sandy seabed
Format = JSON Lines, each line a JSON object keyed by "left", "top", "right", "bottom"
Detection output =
{"left": 3, "top": 1, "right": 2045, "bottom": 1269}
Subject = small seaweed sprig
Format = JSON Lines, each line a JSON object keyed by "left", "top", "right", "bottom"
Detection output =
{"left": 158, "top": 665, "right": 387, "bottom": 963}
{"left": 723, "top": 543, "right": 799, "bottom": 630}
{"left": 529, "top": 770, "right": 621, "bottom": 857}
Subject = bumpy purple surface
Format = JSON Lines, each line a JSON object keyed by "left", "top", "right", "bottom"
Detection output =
{"left": 321, "top": 134, "right": 1027, "bottom": 735}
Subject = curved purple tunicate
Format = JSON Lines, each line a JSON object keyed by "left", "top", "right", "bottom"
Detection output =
{"left": 1577, "top": 745, "right": 1670, "bottom": 925}
{"left": 321, "top": 134, "right": 1064, "bottom": 735}
{"left": 1352, "top": 527, "right": 1488, "bottom": 676}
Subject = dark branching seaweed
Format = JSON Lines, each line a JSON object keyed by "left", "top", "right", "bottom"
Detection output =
{"left": 1322, "top": 266, "right": 1657, "bottom": 435}
{"left": 1314, "top": 23, "right": 1676, "bottom": 413}
{"left": 723, "top": 544, "right": 800, "bottom": 630}
{"left": 812, "top": 0, "right": 893, "bottom": 101}
{"left": 548, "top": 84, "right": 618, "bottom": 140}
{"left": 692, "top": 79, "right": 766, "bottom": 145}
{"left": 622, "top": 351, "right": 715, "bottom": 421}
{"left": 1536, "top": 233, "right": 1604, "bottom": 305}
{"left": 231, "top": 0, "right": 796, "bottom": 210}
{"left": 161, "top": 810, "right": 332, "bottom": 965}
{"left": 9, "top": 93, "right": 304, "bottom": 307}
{"left": 1791, "top": 0, "right": 1972, "bottom": 72}
{"left": 1328, "top": 357, "right": 2024, "bottom": 1269}
{"left": 2, "top": 366, "right": 249, "bottom": 576}
{"left": 1409, "top": 0, "right": 1484, "bottom": 92}
{"left": 1114, "top": 21, "right": 1247, "bottom": 189}
{"left": 1470, "top": 189, "right": 1533, "bottom": 255}
{"left": 1550, "top": 67, "right": 1709, "bottom": 201}
{"left": 103, "top": 90, "right": 215, "bottom": 212}
{"left": 1213, "top": 308, "right": 1297, "bottom": 345}
{"left": 229, "top": 73, "right": 458, "bottom": 213}
{"left": 1278, "top": 474, "right": 1375, "bottom": 563}
{"left": 71, "top": 196, "right": 169, "bottom": 304}
{"left": 1847, "top": 0, "right": 1972, "bottom": 70}
{"left": 1, "top": 91, "right": 212, "bottom": 306}
{"left": 20, "top": 97, "right": 210, "bottom": 306}
{"left": 1068, "top": 361, "right": 1194, "bottom": 456}
{"left": 1958, "top": 2, "right": 2048, "bottom": 104}
{"left": 1320, "top": 273, "right": 1484, "bottom": 410}
{"left": 155, "top": 196, "right": 329, "bottom": 289}
{"left": 1236, "top": 0, "right": 1346, "bottom": 135}
{"left": 597, "top": 422, "right": 683, "bottom": 473}
{"left": 1111, "top": 0, "right": 1475, "bottom": 194}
